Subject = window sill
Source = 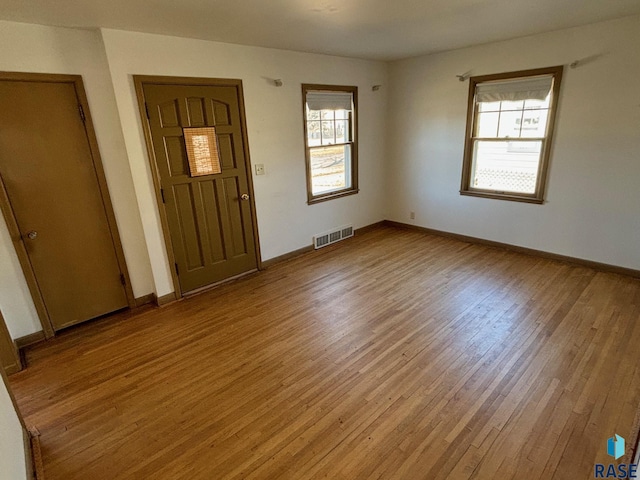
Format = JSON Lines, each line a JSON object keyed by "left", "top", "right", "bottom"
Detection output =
{"left": 460, "top": 190, "right": 544, "bottom": 204}
{"left": 307, "top": 188, "right": 359, "bottom": 205}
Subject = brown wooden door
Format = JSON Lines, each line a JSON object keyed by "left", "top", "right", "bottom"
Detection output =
{"left": 0, "top": 78, "right": 128, "bottom": 331}
{"left": 142, "top": 82, "right": 258, "bottom": 293}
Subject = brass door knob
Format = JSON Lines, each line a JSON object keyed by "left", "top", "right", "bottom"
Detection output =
{"left": 240, "top": 193, "right": 250, "bottom": 201}
{"left": 27, "top": 231, "right": 38, "bottom": 240}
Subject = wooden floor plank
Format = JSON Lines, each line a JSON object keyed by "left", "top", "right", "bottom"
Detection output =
{"left": 8, "top": 225, "right": 640, "bottom": 479}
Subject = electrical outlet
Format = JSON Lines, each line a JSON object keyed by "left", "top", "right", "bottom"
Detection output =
{"left": 410, "top": 211, "right": 415, "bottom": 220}
{"left": 254, "top": 164, "right": 265, "bottom": 176}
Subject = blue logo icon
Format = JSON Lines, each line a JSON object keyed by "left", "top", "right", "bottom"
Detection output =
{"left": 607, "top": 434, "right": 625, "bottom": 460}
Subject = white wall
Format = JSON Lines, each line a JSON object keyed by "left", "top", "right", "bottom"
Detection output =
{"left": 2, "top": 15, "right": 638, "bottom": 338}
{"left": 387, "top": 15, "right": 640, "bottom": 269}
{"left": 100, "top": 29, "right": 389, "bottom": 296}
{"left": 0, "top": 374, "right": 26, "bottom": 480}
{"left": 0, "top": 21, "right": 155, "bottom": 338}
{"left": 0, "top": 21, "right": 387, "bottom": 337}
{"left": 0, "top": 222, "right": 40, "bottom": 339}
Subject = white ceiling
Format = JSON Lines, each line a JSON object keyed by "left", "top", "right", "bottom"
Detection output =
{"left": 1, "top": 0, "right": 639, "bottom": 60}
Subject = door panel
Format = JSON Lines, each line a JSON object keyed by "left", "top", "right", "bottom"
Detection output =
{"left": 0, "top": 79, "right": 128, "bottom": 330}
{"left": 143, "top": 83, "right": 258, "bottom": 293}
{"left": 200, "top": 180, "right": 226, "bottom": 264}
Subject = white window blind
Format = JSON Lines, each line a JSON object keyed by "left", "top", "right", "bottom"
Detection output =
{"left": 306, "top": 91, "right": 353, "bottom": 111}
{"left": 476, "top": 75, "right": 553, "bottom": 103}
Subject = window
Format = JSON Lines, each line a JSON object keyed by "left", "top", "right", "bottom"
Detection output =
{"left": 460, "top": 66, "right": 563, "bottom": 203}
{"left": 302, "top": 84, "right": 358, "bottom": 204}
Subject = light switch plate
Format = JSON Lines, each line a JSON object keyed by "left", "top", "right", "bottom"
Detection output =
{"left": 255, "top": 164, "right": 265, "bottom": 175}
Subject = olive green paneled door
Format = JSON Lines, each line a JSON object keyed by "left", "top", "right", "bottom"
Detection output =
{"left": 141, "top": 80, "right": 258, "bottom": 293}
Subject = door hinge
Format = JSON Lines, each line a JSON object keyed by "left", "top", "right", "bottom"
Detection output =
{"left": 175, "top": 263, "right": 179, "bottom": 276}
{"left": 160, "top": 188, "right": 166, "bottom": 203}
{"left": 78, "top": 104, "right": 86, "bottom": 123}
{"left": 119, "top": 273, "right": 126, "bottom": 286}
{"left": 145, "top": 102, "right": 150, "bottom": 119}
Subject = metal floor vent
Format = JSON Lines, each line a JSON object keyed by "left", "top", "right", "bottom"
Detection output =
{"left": 313, "top": 225, "right": 354, "bottom": 249}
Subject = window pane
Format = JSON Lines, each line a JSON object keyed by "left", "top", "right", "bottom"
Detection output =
{"left": 306, "top": 109, "right": 320, "bottom": 121}
{"left": 184, "top": 127, "right": 221, "bottom": 177}
{"left": 321, "top": 110, "right": 334, "bottom": 120}
{"left": 321, "top": 121, "right": 336, "bottom": 145}
{"left": 498, "top": 111, "right": 523, "bottom": 138}
{"left": 307, "top": 121, "right": 321, "bottom": 146}
{"left": 335, "top": 120, "right": 349, "bottom": 143}
{"left": 476, "top": 112, "right": 499, "bottom": 137}
{"left": 334, "top": 109, "right": 349, "bottom": 120}
{"left": 500, "top": 100, "right": 524, "bottom": 111}
{"left": 524, "top": 96, "right": 550, "bottom": 109}
{"left": 478, "top": 101, "right": 501, "bottom": 112}
{"left": 520, "top": 109, "right": 548, "bottom": 138}
{"left": 310, "top": 144, "right": 351, "bottom": 195}
{"left": 471, "top": 140, "right": 542, "bottom": 194}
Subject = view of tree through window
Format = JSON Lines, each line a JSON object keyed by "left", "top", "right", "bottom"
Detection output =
{"left": 306, "top": 107, "right": 350, "bottom": 194}
{"left": 302, "top": 85, "right": 358, "bottom": 203}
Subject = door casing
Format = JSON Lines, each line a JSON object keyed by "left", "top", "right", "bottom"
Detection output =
{"left": 0, "top": 72, "right": 135, "bottom": 338}
{"left": 134, "top": 75, "right": 262, "bottom": 299}
{"left": 0, "top": 309, "right": 21, "bottom": 374}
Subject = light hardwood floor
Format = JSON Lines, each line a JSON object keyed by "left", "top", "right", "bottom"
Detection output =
{"left": 9, "top": 225, "right": 640, "bottom": 479}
